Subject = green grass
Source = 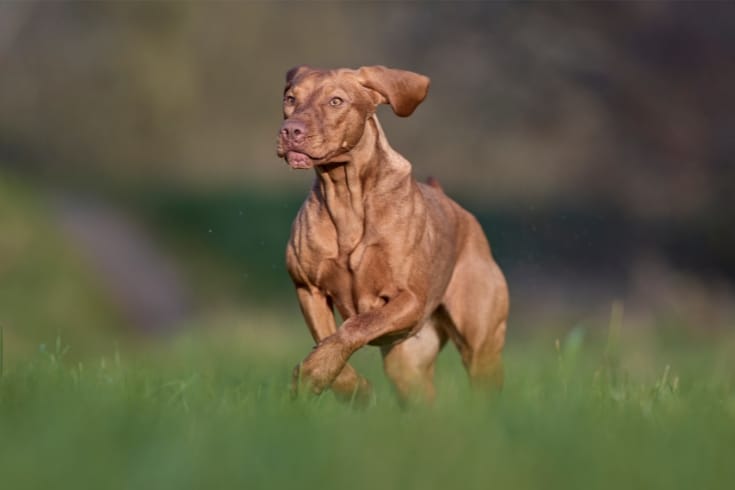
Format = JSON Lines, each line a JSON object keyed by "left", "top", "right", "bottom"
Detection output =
{"left": 1, "top": 321, "right": 733, "bottom": 490}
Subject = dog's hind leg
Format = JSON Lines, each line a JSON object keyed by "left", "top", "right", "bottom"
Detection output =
{"left": 381, "top": 315, "right": 447, "bottom": 405}
{"left": 441, "top": 220, "right": 509, "bottom": 392}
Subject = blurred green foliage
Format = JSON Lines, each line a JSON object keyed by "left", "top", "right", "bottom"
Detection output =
{"left": 0, "top": 173, "right": 125, "bottom": 361}
{"left": 132, "top": 188, "right": 304, "bottom": 305}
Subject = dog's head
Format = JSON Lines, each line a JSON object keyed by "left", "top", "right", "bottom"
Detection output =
{"left": 276, "top": 66, "right": 430, "bottom": 169}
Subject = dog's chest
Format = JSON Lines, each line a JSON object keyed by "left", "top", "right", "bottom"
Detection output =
{"left": 299, "top": 222, "right": 395, "bottom": 317}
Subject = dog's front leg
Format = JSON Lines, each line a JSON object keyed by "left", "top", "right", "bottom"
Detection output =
{"left": 296, "top": 291, "right": 424, "bottom": 395}
{"left": 293, "top": 287, "right": 372, "bottom": 403}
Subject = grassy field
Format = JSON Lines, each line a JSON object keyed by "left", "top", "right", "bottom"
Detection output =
{"left": 1, "top": 319, "right": 734, "bottom": 490}
{"left": 1, "top": 171, "right": 733, "bottom": 489}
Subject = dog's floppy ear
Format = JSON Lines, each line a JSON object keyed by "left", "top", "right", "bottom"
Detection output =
{"left": 357, "top": 66, "right": 430, "bottom": 117}
{"left": 285, "top": 65, "right": 311, "bottom": 87}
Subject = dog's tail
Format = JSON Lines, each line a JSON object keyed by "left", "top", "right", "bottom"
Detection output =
{"left": 426, "top": 176, "right": 444, "bottom": 192}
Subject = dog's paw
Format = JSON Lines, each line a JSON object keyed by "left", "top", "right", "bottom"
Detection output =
{"left": 332, "top": 364, "right": 373, "bottom": 407}
{"left": 294, "top": 336, "right": 352, "bottom": 396}
{"left": 298, "top": 358, "right": 334, "bottom": 395}
{"left": 290, "top": 361, "right": 331, "bottom": 398}
{"left": 333, "top": 374, "right": 374, "bottom": 408}
{"left": 290, "top": 357, "right": 334, "bottom": 397}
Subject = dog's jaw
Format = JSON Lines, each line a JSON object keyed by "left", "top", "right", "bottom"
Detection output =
{"left": 286, "top": 151, "right": 314, "bottom": 169}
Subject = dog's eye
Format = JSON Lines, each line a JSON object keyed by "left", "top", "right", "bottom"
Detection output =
{"left": 284, "top": 95, "right": 296, "bottom": 105}
{"left": 329, "top": 97, "right": 344, "bottom": 107}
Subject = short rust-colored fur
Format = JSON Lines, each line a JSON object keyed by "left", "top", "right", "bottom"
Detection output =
{"left": 277, "top": 65, "right": 509, "bottom": 404}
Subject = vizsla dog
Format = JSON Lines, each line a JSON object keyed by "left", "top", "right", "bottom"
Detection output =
{"left": 277, "top": 65, "right": 508, "bottom": 404}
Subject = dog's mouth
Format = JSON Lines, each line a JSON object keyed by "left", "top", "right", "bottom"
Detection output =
{"left": 286, "top": 151, "right": 314, "bottom": 169}
{"left": 284, "top": 149, "right": 348, "bottom": 170}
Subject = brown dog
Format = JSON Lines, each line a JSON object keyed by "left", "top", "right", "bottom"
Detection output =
{"left": 277, "top": 65, "right": 509, "bottom": 404}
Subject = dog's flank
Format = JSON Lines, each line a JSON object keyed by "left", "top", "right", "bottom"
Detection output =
{"left": 278, "top": 65, "right": 509, "bottom": 404}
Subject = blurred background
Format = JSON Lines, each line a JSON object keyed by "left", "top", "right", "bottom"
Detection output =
{"left": 1, "top": 1, "right": 734, "bottom": 363}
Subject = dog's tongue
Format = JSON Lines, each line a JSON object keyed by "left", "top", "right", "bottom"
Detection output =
{"left": 287, "top": 151, "right": 314, "bottom": 169}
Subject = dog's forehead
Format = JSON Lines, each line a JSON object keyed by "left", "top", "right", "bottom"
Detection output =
{"left": 288, "top": 68, "right": 360, "bottom": 93}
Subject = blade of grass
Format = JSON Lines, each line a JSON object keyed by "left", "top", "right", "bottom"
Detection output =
{"left": 604, "top": 300, "right": 624, "bottom": 387}
{"left": 0, "top": 325, "right": 4, "bottom": 378}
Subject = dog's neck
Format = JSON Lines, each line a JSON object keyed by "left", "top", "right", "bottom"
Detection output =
{"left": 313, "top": 114, "right": 413, "bottom": 254}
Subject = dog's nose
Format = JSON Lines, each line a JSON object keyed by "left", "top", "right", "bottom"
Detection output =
{"left": 280, "top": 120, "right": 306, "bottom": 144}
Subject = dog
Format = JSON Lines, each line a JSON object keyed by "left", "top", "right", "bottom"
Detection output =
{"left": 277, "top": 65, "right": 508, "bottom": 404}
